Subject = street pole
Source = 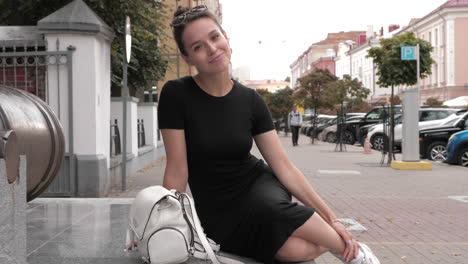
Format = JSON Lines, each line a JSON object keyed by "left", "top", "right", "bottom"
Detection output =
{"left": 121, "top": 16, "right": 132, "bottom": 191}
{"left": 416, "top": 44, "right": 420, "bottom": 105}
{"left": 122, "top": 58, "right": 128, "bottom": 191}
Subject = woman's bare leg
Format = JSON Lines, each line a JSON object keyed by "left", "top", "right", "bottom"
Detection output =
{"left": 276, "top": 213, "right": 347, "bottom": 262}
{"left": 293, "top": 213, "right": 347, "bottom": 253}
{"left": 275, "top": 236, "right": 328, "bottom": 262}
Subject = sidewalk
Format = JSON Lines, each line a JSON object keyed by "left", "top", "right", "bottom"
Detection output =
{"left": 109, "top": 133, "right": 468, "bottom": 263}
{"left": 26, "top": 133, "right": 468, "bottom": 264}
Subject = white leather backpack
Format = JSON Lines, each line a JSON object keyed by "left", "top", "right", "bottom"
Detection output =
{"left": 125, "top": 186, "right": 241, "bottom": 264}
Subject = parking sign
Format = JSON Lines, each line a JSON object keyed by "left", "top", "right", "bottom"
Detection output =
{"left": 401, "top": 46, "right": 416, "bottom": 60}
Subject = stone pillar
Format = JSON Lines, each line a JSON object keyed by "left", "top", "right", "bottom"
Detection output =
{"left": 0, "top": 156, "right": 27, "bottom": 264}
{"left": 37, "top": 0, "right": 115, "bottom": 197}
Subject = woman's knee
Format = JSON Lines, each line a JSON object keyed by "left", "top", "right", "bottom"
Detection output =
{"left": 275, "top": 236, "right": 327, "bottom": 262}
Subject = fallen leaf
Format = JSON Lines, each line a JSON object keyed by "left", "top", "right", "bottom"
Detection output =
{"left": 401, "top": 256, "right": 407, "bottom": 259}
{"left": 387, "top": 217, "right": 394, "bottom": 221}
{"left": 452, "top": 253, "right": 461, "bottom": 256}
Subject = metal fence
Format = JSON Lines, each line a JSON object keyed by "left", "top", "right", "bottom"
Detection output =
{"left": 110, "top": 119, "right": 121, "bottom": 156}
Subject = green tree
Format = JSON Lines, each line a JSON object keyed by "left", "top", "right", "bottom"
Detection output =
{"left": 284, "top": 76, "right": 291, "bottom": 83}
{"left": 324, "top": 75, "right": 369, "bottom": 148}
{"left": 325, "top": 75, "right": 370, "bottom": 115}
{"left": 0, "top": 0, "right": 168, "bottom": 99}
{"left": 269, "top": 87, "right": 294, "bottom": 120}
{"left": 270, "top": 87, "right": 294, "bottom": 134}
{"left": 255, "top": 88, "right": 272, "bottom": 105}
{"left": 295, "top": 69, "right": 337, "bottom": 143}
{"left": 367, "top": 32, "right": 433, "bottom": 162}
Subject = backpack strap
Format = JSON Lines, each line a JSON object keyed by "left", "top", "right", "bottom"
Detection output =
{"left": 179, "top": 193, "right": 221, "bottom": 264}
{"left": 179, "top": 193, "right": 245, "bottom": 264}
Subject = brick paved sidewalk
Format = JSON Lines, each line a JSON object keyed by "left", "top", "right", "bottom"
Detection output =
{"left": 109, "top": 133, "right": 468, "bottom": 264}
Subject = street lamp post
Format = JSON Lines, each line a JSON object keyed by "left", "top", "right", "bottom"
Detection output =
{"left": 122, "top": 16, "right": 132, "bottom": 191}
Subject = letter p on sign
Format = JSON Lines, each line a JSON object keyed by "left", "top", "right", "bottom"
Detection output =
{"left": 401, "top": 46, "right": 416, "bottom": 60}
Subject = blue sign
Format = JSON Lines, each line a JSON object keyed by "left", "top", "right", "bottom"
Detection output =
{"left": 401, "top": 46, "right": 416, "bottom": 60}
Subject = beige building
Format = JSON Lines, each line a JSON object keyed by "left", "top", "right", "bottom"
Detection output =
{"left": 241, "top": 80, "right": 290, "bottom": 93}
{"left": 397, "top": 0, "right": 468, "bottom": 102}
{"left": 157, "top": 0, "right": 222, "bottom": 94}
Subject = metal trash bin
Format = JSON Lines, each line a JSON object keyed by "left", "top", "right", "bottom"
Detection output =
{"left": 0, "top": 85, "right": 65, "bottom": 201}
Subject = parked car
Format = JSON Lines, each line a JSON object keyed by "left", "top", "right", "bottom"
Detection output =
{"left": 419, "top": 111, "right": 468, "bottom": 161}
{"left": 445, "top": 130, "right": 468, "bottom": 167}
{"left": 307, "top": 116, "right": 337, "bottom": 138}
{"left": 337, "top": 106, "right": 402, "bottom": 145}
{"left": 302, "top": 114, "right": 336, "bottom": 135}
{"left": 366, "top": 108, "right": 460, "bottom": 151}
{"left": 320, "top": 115, "right": 366, "bottom": 143}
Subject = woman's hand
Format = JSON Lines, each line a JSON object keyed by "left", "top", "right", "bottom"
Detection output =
{"left": 331, "top": 222, "right": 360, "bottom": 262}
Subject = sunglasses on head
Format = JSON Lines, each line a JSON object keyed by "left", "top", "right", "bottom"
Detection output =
{"left": 170, "top": 5, "right": 208, "bottom": 27}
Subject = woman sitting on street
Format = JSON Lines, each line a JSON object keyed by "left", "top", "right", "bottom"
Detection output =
{"left": 158, "top": 5, "right": 380, "bottom": 264}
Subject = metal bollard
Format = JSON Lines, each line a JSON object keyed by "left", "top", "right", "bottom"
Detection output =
{"left": 0, "top": 85, "right": 65, "bottom": 201}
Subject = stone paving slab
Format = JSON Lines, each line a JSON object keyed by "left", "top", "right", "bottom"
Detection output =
{"left": 26, "top": 198, "right": 315, "bottom": 264}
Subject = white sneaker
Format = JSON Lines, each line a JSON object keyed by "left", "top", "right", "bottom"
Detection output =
{"left": 348, "top": 243, "right": 380, "bottom": 264}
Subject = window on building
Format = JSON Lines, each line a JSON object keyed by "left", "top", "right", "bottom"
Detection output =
{"left": 434, "top": 63, "right": 438, "bottom": 87}
{"left": 429, "top": 32, "right": 432, "bottom": 44}
{"left": 435, "top": 28, "right": 438, "bottom": 47}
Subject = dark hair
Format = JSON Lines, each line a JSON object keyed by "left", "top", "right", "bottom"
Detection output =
{"left": 172, "top": 6, "right": 224, "bottom": 56}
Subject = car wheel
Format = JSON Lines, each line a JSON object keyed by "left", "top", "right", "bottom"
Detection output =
{"left": 458, "top": 147, "right": 468, "bottom": 167}
{"left": 343, "top": 130, "right": 355, "bottom": 145}
{"left": 371, "top": 134, "right": 387, "bottom": 152}
{"left": 426, "top": 141, "right": 448, "bottom": 161}
{"left": 326, "top": 132, "right": 337, "bottom": 143}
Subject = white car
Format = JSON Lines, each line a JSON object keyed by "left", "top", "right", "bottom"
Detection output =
{"left": 367, "top": 113, "right": 461, "bottom": 151}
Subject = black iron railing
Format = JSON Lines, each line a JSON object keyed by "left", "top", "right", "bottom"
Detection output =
{"left": 137, "top": 119, "right": 146, "bottom": 148}
{"left": 110, "top": 119, "right": 121, "bottom": 156}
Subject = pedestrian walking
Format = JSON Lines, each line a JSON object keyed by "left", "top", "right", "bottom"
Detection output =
{"left": 157, "top": 5, "right": 380, "bottom": 264}
{"left": 288, "top": 106, "right": 302, "bottom": 146}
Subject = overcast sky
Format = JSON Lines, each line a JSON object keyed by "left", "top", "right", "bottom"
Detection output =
{"left": 219, "top": 0, "right": 448, "bottom": 80}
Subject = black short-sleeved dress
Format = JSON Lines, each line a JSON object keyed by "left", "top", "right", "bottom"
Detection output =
{"left": 158, "top": 76, "right": 314, "bottom": 263}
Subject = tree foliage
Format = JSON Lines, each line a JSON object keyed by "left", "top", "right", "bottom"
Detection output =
{"left": 425, "top": 97, "right": 444, "bottom": 107}
{"left": 390, "top": 95, "right": 401, "bottom": 105}
{"left": 295, "top": 69, "right": 338, "bottom": 111}
{"left": 255, "top": 88, "right": 271, "bottom": 105}
{"left": 0, "top": 0, "right": 168, "bottom": 98}
{"left": 367, "top": 32, "right": 433, "bottom": 88}
{"left": 324, "top": 75, "right": 370, "bottom": 114}
{"left": 269, "top": 87, "right": 294, "bottom": 120}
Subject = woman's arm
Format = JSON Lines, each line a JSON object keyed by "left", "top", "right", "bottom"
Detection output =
{"left": 161, "top": 129, "right": 189, "bottom": 192}
{"left": 253, "top": 130, "right": 336, "bottom": 223}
